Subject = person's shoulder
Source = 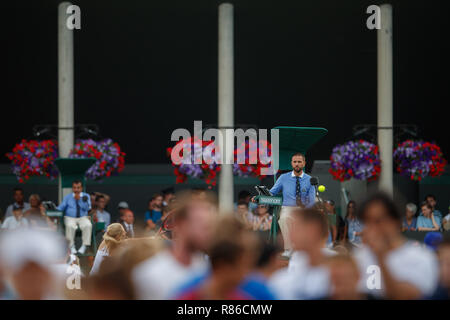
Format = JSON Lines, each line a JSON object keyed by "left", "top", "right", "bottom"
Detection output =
{"left": 279, "top": 172, "right": 291, "bottom": 179}
{"left": 62, "top": 193, "right": 73, "bottom": 200}
{"left": 303, "top": 173, "right": 312, "bottom": 179}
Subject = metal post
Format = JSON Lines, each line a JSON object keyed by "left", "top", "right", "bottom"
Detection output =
{"left": 377, "top": 4, "right": 393, "bottom": 196}
{"left": 218, "top": 3, "right": 234, "bottom": 213}
{"left": 58, "top": 2, "right": 75, "bottom": 201}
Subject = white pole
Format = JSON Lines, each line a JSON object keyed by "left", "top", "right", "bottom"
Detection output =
{"left": 377, "top": 4, "right": 393, "bottom": 196}
{"left": 218, "top": 3, "right": 234, "bottom": 213}
{"left": 58, "top": 2, "right": 75, "bottom": 201}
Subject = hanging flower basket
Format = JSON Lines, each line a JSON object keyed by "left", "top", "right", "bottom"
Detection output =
{"left": 167, "top": 137, "right": 221, "bottom": 185}
{"left": 68, "top": 138, "right": 126, "bottom": 180}
{"left": 233, "top": 139, "right": 273, "bottom": 179}
{"left": 329, "top": 140, "right": 381, "bottom": 182}
{"left": 393, "top": 140, "right": 447, "bottom": 181}
{"left": 5, "top": 139, "right": 59, "bottom": 183}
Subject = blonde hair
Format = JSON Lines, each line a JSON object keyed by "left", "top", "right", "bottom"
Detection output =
{"left": 101, "top": 223, "right": 126, "bottom": 253}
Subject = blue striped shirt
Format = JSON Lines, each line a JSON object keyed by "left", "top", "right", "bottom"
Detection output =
{"left": 269, "top": 171, "right": 316, "bottom": 207}
{"left": 57, "top": 192, "right": 91, "bottom": 218}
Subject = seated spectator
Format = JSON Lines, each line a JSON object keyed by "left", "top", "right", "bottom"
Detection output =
{"left": 24, "top": 194, "right": 54, "bottom": 229}
{"left": 120, "top": 210, "right": 136, "bottom": 238}
{"left": 116, "top": 201, "right": 129, "bottom": 223}
{"left": 425, "top": 194, "right": 442, "bottom": 219}
{"left": 161, "top": 187, "right": 175, "bottom": 207}
{"left": 1, "top": 207, "right": 29, "bottom": 230}
{"left": 428, "top": 236, "right": 450, "bottom": 299}
{"left": 354, "top": 193, "right": 439, "bottom": 299}
{"left": 324, "top": 200, "right": 337, "bottom": 245}
{"left": 417, "top": 201, "right": 441, "bottom": 231}
{"left": 95, "top": 195, "right": 111, "bottom": 231}
{"left": 237, "top": 190, "right": 256, "bottom": 212}
{"left": 344, "top": 201, "right": 363, "bottom": 246}
{"left": 402, "top": 203, "right": 417, "bottom": 231}
{"left": 235, "top": 200, "right": 251, "bottom": 227}
{"left": 249, "top": 205, "right": 272, "bottom": 232}
{"left": 145, "top": 193, "right": 164, "bottom": 232}
{"left": 442, "top": 206, "right": 450, "bottom": 231}
{"left": 4, "top": 187, "right": 30, "bottom": 219}
{"left": 90, "top": 193, "right": 98, "bottom": 212}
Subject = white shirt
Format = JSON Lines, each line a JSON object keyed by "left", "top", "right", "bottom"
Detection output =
{"left": 96, "top": 210, "right": 111, "bottom": 228}
{"left": 132, "top": 250, "right": 209, "bottom": 299}
{"left": 4, "top": 202, "right": 30, "bottom": 218}
{"left": 269, "top": 250, "right": 331, "bottom": 299}
{"left": 1, "top": 216, "right": 29, "bottom": 230}
{"left": 354, "top": 242, "right": 439, "bottom": 298}
{"left": 90, "top": 246, "right": 109, "bottom": 275}
{"left": 123, "top": 222, "right": 134, "bottom": 237}
{"left": 291, "top": 171, "right": 304, "bottom": 178}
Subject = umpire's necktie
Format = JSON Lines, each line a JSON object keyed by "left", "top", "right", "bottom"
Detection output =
{"left": 295, "top": 176, "right": 302, "bottom": 206}
{"left": 76, "top": 199, "right": 81, "bottom": 218}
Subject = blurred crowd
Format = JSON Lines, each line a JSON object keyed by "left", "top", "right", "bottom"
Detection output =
{"left": 0, "top": 186, "right": 450, "bottom": 300}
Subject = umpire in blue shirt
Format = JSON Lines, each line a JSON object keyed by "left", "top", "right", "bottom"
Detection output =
{"left": 57, "top": 180, "right": 92, "bottom": 254}
{"left": 269, "top": 152, "right": 316, "bottom": 256}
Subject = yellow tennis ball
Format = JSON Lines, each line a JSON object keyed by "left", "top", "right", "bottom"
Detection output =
{"left": 318, "top": 185, "right": 326, "bottom": 192}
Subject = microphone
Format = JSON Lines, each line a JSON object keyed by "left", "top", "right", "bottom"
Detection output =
{"left": 310, "top": 176, "right": 322, "bottom": 203}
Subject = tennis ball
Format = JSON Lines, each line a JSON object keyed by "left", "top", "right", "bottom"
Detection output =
{"left": 318, "top": 185, "right": 326, "bottom": 192}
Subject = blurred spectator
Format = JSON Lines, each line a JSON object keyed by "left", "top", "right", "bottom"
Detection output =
{"left": 344, "top": 201, "right": 363, "bottom": 246}
{"left": 429, "top": 236, "right": 450, "bottom": 299}
{"left": 90, "top": 223, "right": 127, "bottom": 275}
{"left": 90, "top": 192, "right": 110, "bottom": 213}
{"left": 0, "top": 229, "right": 67, "bottom": 299}
{"left": 442, "top": 206, "right": 450, "bottom": 231}
{"left": 117, "top": 201, "right": 129, "bottom": 223}
{"left": 425, "top": 194, "right": 442, "bottom": 219}
{"left": 4, "top": 187, "right": 30, "bottom": 219}
{"left": 269, "top": 208, "right": 332, "bottom": 299}
{"left": 57, "top": 180, "right": 92, "bottom": 255}
{"left": 236, "top": 200, "right": 251, "bottom": 226}
{"left": 145, "top": 193, "right": 164, "bottom": 232}
{"left": 424, "top": 232, "right": 443, "bottom": 252}
{"left": 354, "top": 193, "right": 439, "bottom": 299}
{"left": 249, "top": 205, "right": 272, "bottom": 232}
{"left": 417, "top": 201, "right": 441, "bottom": 231}
{"left": 324, "top": 200, "right": 337, "bottom": 245}
{"left": 1, "top": 207, "right": 29, "bottom": 230}
{"left": 162, "top": 187, "right": 175, "bottom": 207}
{"left": 90, "top": 193, "right": 98, "bottom": 212}
{"left": 237, "top": 190, "right": 256, "bottom": 212}
{"left": 23, "top": 194, "right": 54, "bottom": 230}
{"left": 120, "top": 209, "right": 136, "bottom": 238}
{"left": 95, "top": 195, "right": 111, "bottom": 231}
{"left": 402, "top": 203, "right": 417, "bottom": 232}
{"left": 175, "top": 216, "right": 256, "bottom": 299}
{"left": 87, "top": 238, "right": 163, "bottom": 300}
{"left": 325, "top": 254, "right": 372, "bottom": 300}
{"left": 132, "top": 190, "right": 217, "bottom": 299}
